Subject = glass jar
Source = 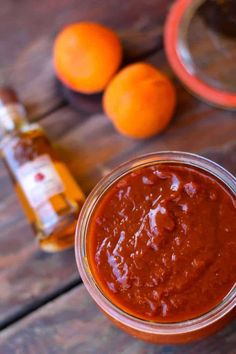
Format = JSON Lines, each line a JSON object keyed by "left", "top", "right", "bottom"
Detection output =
{"left": 164, "top": 0, "right": 236, "bottom": 109}
{"left": 75, "top": 151, "right": 236, "bottom": 344}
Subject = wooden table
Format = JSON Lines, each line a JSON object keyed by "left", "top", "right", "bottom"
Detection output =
{"left": 0, "top": 1, "right": 235, "bottom": 353}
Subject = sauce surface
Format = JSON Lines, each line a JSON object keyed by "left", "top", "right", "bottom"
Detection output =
{"left": 87, "top": 164, "right": 236, "bottom": 322}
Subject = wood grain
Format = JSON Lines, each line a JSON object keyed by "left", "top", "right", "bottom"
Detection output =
{"left": 1, "top": 46, "right": 235, "bottom": 328}
{"left": 0, "top": 129, "right": 236, "bottom": 326}
{"left": 50, "top": 107, "right": 236, "bottom": 194}
{"left": 0, "top": 285, "right": 235, "bottom": 354}
{"left": 0, "top": 161, "right": 80, "bottom": 329}
{"left": 41, "top": 51, "right": 236, "bottom": 194}
{"left": 0, "top": 0, "right": 172, "bottom": 119}
{"left": 0, "top": 0, "right": 173, "bottom": 329}
{"left": 0, "top": 2, "right": 235, "bottom": 350}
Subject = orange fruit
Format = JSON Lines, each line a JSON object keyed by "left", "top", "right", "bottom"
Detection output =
{"left": 103, "top": 62, "right": 176, "bottom": 138}
{"left": 53, "top": 22, "right": 122, "bottom": 94}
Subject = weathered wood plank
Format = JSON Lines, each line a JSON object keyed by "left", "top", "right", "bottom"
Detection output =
{"left": 0, "top": 45, "right": 235, "bottom": 329}
{"left": 203, "top": 142, "right": 236, "bottom": 176}
{"left": 0, "top": 0, "right": 174, "bottom": 328}
{"left": 0, "top": 99, "right": 235, "bottom": 329}
{"left": 0, "top": 2, "right": 235, "bottom": 352}
{"left": 0, "top": 285, "right": 235, "bottom": 354}
{"left": 0, "top": 0, "right": 172, "bottom": 119}
{"left": 51, "top": 109, "right": 236, "bottom": 194}
{"left": 0, "top": 161, "right": 80, "bottom": 329}
{"left": 41, "top": 47, "right": 236, "bottom": 193}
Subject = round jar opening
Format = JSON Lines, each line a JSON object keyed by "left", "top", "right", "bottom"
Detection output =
{"left": 164, "top": 0, "right": 236, "bottom": 109}
{"left": 178, "top": 0, "right": 236, "bottom": 94}
{"left": 75, "top": 152, "right": 236, "bottom": 335}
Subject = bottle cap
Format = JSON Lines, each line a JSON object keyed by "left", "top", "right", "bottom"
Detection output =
{"left": 0, "top": 87, "right": 19, "bottom": 106}
{"left": 0, "top": 87, "right": 27, "bottom": 136}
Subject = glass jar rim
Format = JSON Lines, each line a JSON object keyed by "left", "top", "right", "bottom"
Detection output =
{"left": 164, "top": 0, "right": 236, "bottom": 110}
{"left": 75, "top": 151, "right": 236, "bottom": 335}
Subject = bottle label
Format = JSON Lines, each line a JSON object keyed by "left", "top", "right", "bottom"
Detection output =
{"left": 16, "top": 155, "right": 64, "bottom": 208}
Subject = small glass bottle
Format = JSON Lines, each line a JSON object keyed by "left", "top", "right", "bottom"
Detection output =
{"left": 0, "top": 87, "right": 85, "bottom": 252}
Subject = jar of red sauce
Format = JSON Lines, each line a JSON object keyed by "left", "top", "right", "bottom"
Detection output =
{"left": 75, "top": 152, "right": 236, "bottom": 344}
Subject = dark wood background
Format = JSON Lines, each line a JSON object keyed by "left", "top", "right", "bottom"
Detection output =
{"left": 0, "top": 1, "right": 235, "bottom": 353}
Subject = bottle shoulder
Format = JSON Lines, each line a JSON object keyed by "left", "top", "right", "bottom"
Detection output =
{"left": 1, "top": 123, "right": 45, "bottom": 147}
{"left": 20, "top": 122, "right": 43, "bottom": 134}
{"left": 0, "top": 131, "right": 17, "bottom": 151}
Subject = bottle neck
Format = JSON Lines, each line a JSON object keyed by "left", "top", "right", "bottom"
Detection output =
{"left": 0, "top": 103, "right": 27, "bottom": 137}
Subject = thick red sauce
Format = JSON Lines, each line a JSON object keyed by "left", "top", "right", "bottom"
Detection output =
{"left": 87, "top": 164, "right": 236, "bottom": 322}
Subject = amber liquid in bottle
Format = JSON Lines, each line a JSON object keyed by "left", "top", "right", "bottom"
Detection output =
{"left": 0, "top": 88, "right": 85, "bottom": 252}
